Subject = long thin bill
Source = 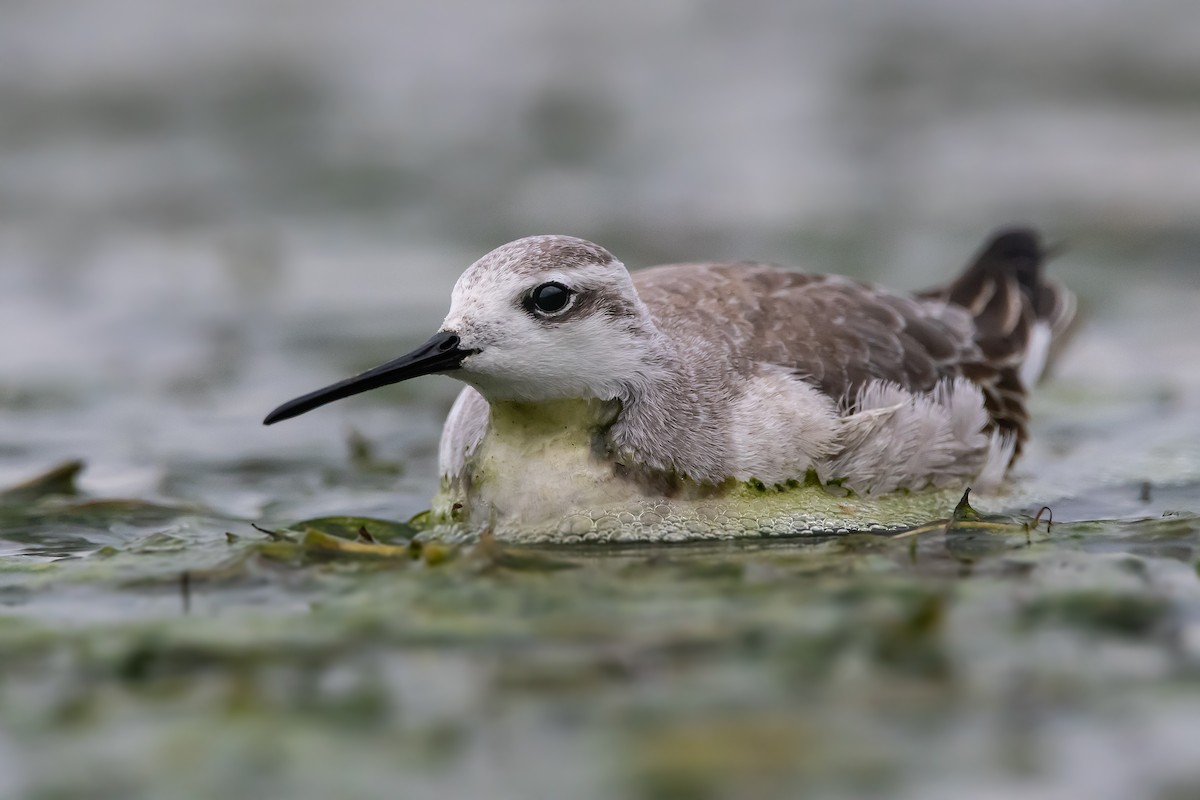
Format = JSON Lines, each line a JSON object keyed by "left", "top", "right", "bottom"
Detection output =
{"left": 263, "top": 331, "right": 473, "bottom": 425}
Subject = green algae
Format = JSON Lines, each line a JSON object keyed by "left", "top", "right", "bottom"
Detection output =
{"left": 3, "top": 489, "right": 1200, "bottom": 799}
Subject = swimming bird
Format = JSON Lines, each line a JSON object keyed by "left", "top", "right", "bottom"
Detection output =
{"left": 265, "top": 228, "right": 1074, "bottom": 542}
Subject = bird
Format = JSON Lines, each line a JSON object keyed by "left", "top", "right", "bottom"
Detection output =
{"left": 264, "top": 228, "right": 1075, "bottom": 542}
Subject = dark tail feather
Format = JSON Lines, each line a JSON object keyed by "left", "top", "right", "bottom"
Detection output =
{"left": 921, "top": 226, "right": 1077, "bottom": 459}
{"left": 926, "top": 226, "right": 1076, "bottom": 378}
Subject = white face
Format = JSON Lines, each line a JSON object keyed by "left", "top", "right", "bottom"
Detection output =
{"left": 438, "top": 236, "right": 663, "bottom": 402}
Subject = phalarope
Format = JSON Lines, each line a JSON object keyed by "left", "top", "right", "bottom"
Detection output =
{"left": 265, "top": 229, "right": 1074, "bottom": 542}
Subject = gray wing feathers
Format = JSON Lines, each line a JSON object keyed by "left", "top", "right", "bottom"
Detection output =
{"left": 633, "top": 264, "right": 978, "bottom": 409}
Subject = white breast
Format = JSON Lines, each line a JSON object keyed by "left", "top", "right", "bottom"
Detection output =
{"left": 727, "top": 366, "right": 842, "bottom": 483}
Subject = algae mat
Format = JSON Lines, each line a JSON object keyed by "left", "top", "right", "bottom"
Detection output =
{"left": 2, "top": 464, "right": 1200, "bottom": 799}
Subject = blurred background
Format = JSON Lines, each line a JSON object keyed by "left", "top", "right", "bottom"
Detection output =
{"left": 2, "top": 0, "right": 1199, "bottom": 520}
{"left": 2, "top": 2, "right": 1200, "bottom": 798}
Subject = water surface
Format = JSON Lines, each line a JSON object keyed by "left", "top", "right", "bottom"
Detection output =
{"left": 2, "top": 1, "right": 1199, "bottom": 797}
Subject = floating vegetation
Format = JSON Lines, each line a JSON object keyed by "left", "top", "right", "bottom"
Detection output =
{"left": 6, "top": 462, "right": 1196, "bottom": 796}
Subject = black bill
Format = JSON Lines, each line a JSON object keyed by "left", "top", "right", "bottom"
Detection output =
{"left": 263, "top": 331, "right": 473, "bottom": 425}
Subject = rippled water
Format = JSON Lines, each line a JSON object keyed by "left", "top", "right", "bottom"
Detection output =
{"left": 2, "top": 1, "right": 1199, "bottom": 798}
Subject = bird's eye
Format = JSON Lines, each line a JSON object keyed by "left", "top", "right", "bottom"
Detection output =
{"left": 530, "top": 282, "right": 573, "bottom": 315}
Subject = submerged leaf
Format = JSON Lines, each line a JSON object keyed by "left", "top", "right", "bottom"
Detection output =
{"left": 1019, "top": 591, "right": 1173, "bottom": 639}
{"left": 417, "top": 541, "right": 454, "bottom": 566}
{"left": 484, "top": 548, "right": 578, "bottom": 573}
{"left": 467, "top": 527, "right": 577, "bottom": 572}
